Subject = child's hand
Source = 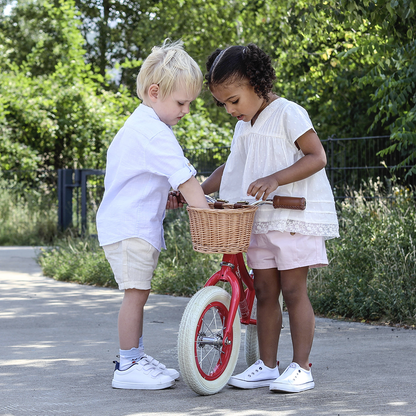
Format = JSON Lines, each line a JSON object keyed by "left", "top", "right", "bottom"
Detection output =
{"left": 247, "top": 174, "right": 279, "bottom": 201}
{"left": 166, "top": 191, "right": 187, "bottom": 209}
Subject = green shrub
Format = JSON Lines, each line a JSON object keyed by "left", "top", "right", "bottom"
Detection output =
{"left": 37, "top": 209, "right": 222, "bottom": 295}
{"left": 38, "top": 235, "right": 116, "bottom": 288}
{"left": 309, "top": 179, "right": 416, "bottom": 325}
{"left": 0, "top": 182, "right": 58, "bottom": 245}
{"left": 152, "top": 209, "right": 222, "bottom": 296}
{"left": 35, "top": 179, "right": 416, "bottom": 325}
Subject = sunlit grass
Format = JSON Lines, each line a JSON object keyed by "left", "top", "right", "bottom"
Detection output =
{"left": 4, "top": 176, "right": 414, "bottom": 325}
{"left": 0, "top": 186, "right": 57, "bottom": 245}
{"left": 309, "top": 178, "right": 416, "bottom": 325}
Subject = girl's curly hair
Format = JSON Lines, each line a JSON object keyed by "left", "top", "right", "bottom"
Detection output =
{"left": 205, "top": 44, "right": 276, "bottom": 105}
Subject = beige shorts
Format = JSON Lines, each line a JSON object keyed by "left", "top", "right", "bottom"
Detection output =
{"left": 103, "top": 238, "right": 160, "bottom": 291}
{"left": 247, "top": 231, "right": 328, "bottom": 271}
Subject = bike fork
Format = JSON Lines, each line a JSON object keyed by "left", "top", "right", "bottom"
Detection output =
{"left": 204, "top": 255, "right": 248, "bottom": 346}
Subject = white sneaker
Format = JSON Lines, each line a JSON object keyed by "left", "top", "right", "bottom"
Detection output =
{"left": 142, "top": 354, "right": 180, "bottom": 380}
{"left": 228, "top": 360, "right": 280, "bottom": 389}
{"left": 269, "top": 362, "right": 314, "bottom": 393}
{"left": 112, "top": 358, "right": 175, "bottom": 390}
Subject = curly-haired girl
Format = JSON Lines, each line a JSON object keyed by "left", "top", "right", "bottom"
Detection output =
{"left": 202, "top": 44, "right": 339, "bottom": 393}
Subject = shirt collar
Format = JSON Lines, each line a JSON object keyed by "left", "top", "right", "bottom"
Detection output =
{"left": 137, "top": 103, "right": 160, "bottom": 121}
{"left": 136, "top": 103, "right": 173, "bottom": 130}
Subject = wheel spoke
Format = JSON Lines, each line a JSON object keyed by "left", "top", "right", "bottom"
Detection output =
{"left": 178, "top": 286, "right": 241, "bottom": 394}
{"left": 195, "top": 305, "right": 227, "bottom": 376}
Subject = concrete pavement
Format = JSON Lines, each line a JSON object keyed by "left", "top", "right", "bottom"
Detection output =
{"left": 0, "top": 246, "right": 415, "bottom": 416}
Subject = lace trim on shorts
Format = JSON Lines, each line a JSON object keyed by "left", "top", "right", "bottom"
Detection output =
{"left": 252, "top": 219, "right": 339, "bottom": 240}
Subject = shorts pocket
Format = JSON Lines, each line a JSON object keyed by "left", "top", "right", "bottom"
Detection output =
{"left": 103, "top": 241, "right": 121, "bottom": 253}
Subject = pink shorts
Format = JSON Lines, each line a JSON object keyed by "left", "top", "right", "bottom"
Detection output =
{"left": 247, "top": 231, "right": 328, "bottom": 271}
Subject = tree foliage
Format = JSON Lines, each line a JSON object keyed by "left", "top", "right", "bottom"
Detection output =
{"left": 1, "top": 0, "right": 415, "bottom": 175}
{"left": 339, "top": 0, "right": 416, "bottom": 176}
{"left": 0, "top": 0, "right": 138, "bottom": 172}
{"left": 73, "top": 0, "right": 239, "bottom": 92}
{"left": 236, "top": 0, "right": 416, "bottom": 174}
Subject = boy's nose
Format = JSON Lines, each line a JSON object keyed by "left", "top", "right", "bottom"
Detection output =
{"left": 183, "top": 103, "right": 191, "bottom": 114}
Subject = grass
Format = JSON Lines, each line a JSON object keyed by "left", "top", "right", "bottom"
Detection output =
{"left": 308, "top": 178, "right": 416, "bottom": 326}
{"left": 151, "top": 209, "right": 222, "bottom": 296}
{"left": 0, "top": 185, "right": 58, "bottom": 245}
{"left": 2, "top": 177, "right": 415, "bottom": 325}
{"left": 37, "top": 209, "right": 222, "bottom": 296}
{"left": 38, "top": 234, "right": 117, "bottom": 287}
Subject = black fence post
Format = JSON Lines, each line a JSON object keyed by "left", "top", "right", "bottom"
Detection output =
{"left": 80, "top": 169, "right": 105, "bottom": 236}
{"left": 325, "top": 135, "right": 335, "bottom": 190}
{"left": 81, "top": 170, "right": 88, "bottom": 236}
{"left": 58, "top": 169, "right": 74, "bottom": 231}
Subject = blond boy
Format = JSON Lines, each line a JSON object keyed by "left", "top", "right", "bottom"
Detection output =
{"left": 96, "top": 40, "right": 208, "bottom": 390}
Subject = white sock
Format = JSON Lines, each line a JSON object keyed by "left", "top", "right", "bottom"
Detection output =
{"left": 119, "top": 345, "right": 145, "bottom": 371}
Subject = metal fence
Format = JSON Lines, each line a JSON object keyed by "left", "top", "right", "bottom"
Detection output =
{"left": 184, "top": 146, "right": 231, "bottom": 177}
{"left": 57, "top": 169, "right": 104, "bottom": 234}
{"left": 1, "top": 135, "right": 414, "bottom": 234}
{"left": 322, "top": 135, "right": 416, "bottom": 198}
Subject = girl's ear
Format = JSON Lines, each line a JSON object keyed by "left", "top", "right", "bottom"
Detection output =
{"left": 148, "top": 84, "right": 159, "bottom": 102}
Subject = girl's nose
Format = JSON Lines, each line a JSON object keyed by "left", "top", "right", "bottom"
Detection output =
{"left": 225, "top": 103, "right": 234, "bottom": 115}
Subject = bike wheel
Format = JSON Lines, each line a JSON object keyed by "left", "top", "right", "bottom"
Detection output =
{"left": 244, "top": 297, "right": 259, "bottom": 366}
{"left": 178, "top": 286, "right": 241, "bottom": 395}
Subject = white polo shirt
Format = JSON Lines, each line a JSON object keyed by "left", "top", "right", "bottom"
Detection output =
{"left": 96, "top": 104, "right": 196, "bottom": 250}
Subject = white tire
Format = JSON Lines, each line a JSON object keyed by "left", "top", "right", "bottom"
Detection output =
{"left": 244, "top": 297, "right": 260, "bottom": 366}
{"left": 177, "top": 286, "right": 241, "bottom": 395}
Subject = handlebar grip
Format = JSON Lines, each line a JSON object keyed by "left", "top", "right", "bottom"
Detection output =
{"left": 272, "top": 195, "right": 306, "bottom": 210}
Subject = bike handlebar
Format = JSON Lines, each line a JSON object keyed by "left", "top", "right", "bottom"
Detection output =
{"left": 213, "top": 195, "right": 306, "bottom": 211}
{"left": 169, "top": 192, "right": 306, "bottom": 210}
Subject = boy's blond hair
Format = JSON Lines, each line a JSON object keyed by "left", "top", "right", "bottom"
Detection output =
{"left": 137, "top": 39, "right": 202, "bottom": 101}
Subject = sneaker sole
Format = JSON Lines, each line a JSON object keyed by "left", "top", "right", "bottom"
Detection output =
{"left": 269, "top": 381, "right": 315, "bottom": 393}
{"left": 228, "top": 378, "right": 276, "bottom": 389}
{"left": 112, "top": 379, "right": 175, "bottom": 390}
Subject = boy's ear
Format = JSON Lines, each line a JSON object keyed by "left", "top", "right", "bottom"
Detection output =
{"left": 148, "top": 84, "right": 159, "bottom": 102}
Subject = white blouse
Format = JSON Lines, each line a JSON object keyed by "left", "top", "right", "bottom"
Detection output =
{"left": 219, "top": 98, "right": 339, "bottom": 239}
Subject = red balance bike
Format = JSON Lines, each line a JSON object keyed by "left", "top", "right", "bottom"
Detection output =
{"left": 177, "top": 195, "right": 306, "bottom": 395}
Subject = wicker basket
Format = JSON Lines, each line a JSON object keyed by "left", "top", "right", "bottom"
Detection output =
{"left": 186, "top": 204, "right": 258, "bottom": 254}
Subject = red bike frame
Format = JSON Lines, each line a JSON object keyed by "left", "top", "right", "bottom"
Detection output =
{"left": 204, "top": 252, "right": 256, "bottom": 346}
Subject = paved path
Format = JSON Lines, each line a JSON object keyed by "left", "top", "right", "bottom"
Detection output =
{"left": 0, "top": 246, "right": 415, "bottom": 416}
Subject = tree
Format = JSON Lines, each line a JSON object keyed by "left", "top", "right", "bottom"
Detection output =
{"left": 237, "top": 1, "right": 385, "bottom": 139}
{"left": 73, "top": 0, "right": 240, "bottom": 93}
{"left": 0, "top": 0, "right": 138, "bottom": 173}
{"left": 237, "top": 0, "right": 416, "bottom": 175}
{"left": 339, "top": 0, "right": 416, "bottom": 176}
{"left": 2, "top": 0, "right": 415, "bottom": 176}
{"left": 0, "top": 0, "right": 236, "bottom": 175}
